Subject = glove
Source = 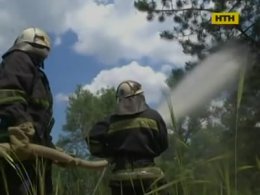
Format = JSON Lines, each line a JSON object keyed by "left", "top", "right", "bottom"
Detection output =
{"left": 8, "top": 122, "right": 35, "bottom": 150}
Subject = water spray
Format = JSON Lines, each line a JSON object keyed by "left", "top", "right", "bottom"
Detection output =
{"left": 158, "top": 41, "right": 251, "bottom": 124}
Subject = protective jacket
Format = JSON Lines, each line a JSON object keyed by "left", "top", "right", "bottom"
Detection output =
{"left": 0, "top": 50, "right": 54, "bottom": 147}
{"left": 88, "top": 106, "right": 168, "bottom": 170}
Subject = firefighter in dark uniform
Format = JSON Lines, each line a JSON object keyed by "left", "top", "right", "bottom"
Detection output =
{"left": 87, "top": 80, "right": 169, "bottom": 195}
{"left": 0, "top": 27, "right": 54, "bottom": 195}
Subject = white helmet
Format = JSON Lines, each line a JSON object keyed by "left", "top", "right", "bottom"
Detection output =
{"left": 116, "top": 80, "right": 144, "bottom": 100}
{"left": 8, "top": 27, "right": 51, "bottom": 59}
{"left": 15, "top": 27, "right": 51, "bottom": 49}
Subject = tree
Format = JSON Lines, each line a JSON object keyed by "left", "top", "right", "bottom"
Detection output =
{"left": 57, "top": 86, "right": 116, "bottom": 156}
{"left": 54, "top": 86, "right": 116, "bottom": 195}
{"left": 135, "top": 0, "right": 260, "bottom": 59}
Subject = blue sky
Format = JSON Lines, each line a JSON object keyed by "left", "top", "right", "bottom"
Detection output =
{"left": 0, "top": 0, "right": 193, "bottom": 142}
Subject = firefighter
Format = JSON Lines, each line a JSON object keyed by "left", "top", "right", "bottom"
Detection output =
{"left": 0, "top": 27, "right": 55, "bottom": 195}
{"left": 87, "top": 80, "right": 169, "bottom": 195}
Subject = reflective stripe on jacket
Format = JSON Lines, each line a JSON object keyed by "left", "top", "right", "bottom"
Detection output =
{"left": 0, "top": 89, "right": 50, "bottom": 109}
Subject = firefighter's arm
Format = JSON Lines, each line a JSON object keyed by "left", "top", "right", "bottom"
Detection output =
{"left": 0, "top": 52, "right": 36, "bottom": 148}
{"left": 86, "top": 118, "right": 110, "bottom": 158}
{"left": 1, "top": 51, "right": 35, "bottom": 124}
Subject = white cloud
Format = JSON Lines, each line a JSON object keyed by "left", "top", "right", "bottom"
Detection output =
{"left": 0, "top": 0, "right": 82, "bottom": 53}
{"left": 0, "top": 0, "right": 190, "bottom": 66}
{"left": 55, "top": 93, "right": 69, "bottom": 103}
{"left": 83, "top": 61, "right": 169, "bottom": 104}
{"left": 66, "top": 0, "right": 189, "bottom": 64}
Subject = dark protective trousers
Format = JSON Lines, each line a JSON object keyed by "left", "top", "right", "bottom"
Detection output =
{"left": 0, "top": 159, "right": 53, "bottom": 195}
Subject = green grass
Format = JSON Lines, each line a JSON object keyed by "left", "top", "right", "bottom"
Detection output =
{"left": 0, "top": 153, "right": 48, "bottom": 195}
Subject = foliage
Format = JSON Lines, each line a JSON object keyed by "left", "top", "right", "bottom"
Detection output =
{"left": 56, "top": 86, "right": 116, "bottom": 156}
{"left": 52, "top": 166, "right": 109, "bottom": 195}
{"left": 135, "top": 0, "right": 260, "bottom": 59}
{"left": 53, "top": 86, "right": 116, "bottom": 195}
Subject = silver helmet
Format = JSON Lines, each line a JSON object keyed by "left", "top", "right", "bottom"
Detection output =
{"left": 115, "top": 80, "right": 148, "bottom": 115}
{"left": 116, "top": 80, "right": 144, "bottom": 100}
{"left": 9, "top": 27, "right": 51, "bottom": 59}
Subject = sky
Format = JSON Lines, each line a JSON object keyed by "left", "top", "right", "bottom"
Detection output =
{"left": 0, "top": 0, "right": 192, "bottom": 142}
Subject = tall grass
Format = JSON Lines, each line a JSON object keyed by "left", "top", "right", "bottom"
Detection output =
{"left": 0, "top": 152, "right": 48, "bottom": 195}
{"left": 234, "top": 65, "right": 246, "bottom": 195}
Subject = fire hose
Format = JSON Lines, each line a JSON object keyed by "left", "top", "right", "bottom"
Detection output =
{"left": 0, "top": 143, "right": 108, "bottom": 169}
